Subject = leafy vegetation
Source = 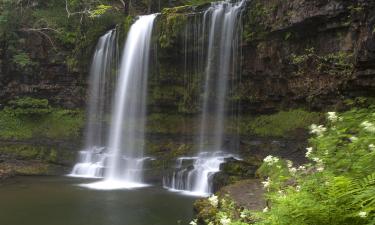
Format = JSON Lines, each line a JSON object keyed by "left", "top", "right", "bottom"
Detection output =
{"left": 240, "top": 109, "right": 323, "bottom": 137}
{"left": 0, "top": 97, "right": 84, "bottom": 140}
{"left": 0, "top": 0, "right": 125, "bottom": 73}
{"left": 290, "top": 48, "right": 354, "bottom": 77}
{"left": 194, "top": 107, "right": 375, "bottom": 224}
{"left": 159, "top": 6, "right": 189, "bottom": 49}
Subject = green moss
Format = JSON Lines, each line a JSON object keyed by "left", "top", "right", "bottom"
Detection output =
{"left": 242, "top": 109, "right": 323, "bottom": 137}
{"left": 0, "top": 101, "right": 84, "bottom": 140}
{"left": 146, "top": 113, "right": 197, "bottom": 135}
{"left": 242, "top": 2, "right": 275, "bottom": 42}
{"left": 0, "top": 145, "right": 47, "bottom": 160}
{"left": 14, "top": 164, "right": 51, "bottom": 175}
{"left": 184, "top": 0, "right": 218, "bottom": 5}
{"left": 290, "top": 48, "right": 354, "bottom": 77}
{"left": 159, "top": 7, "right": 189, "bottom": 49}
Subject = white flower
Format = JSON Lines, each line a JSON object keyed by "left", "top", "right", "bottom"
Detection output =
{"left": 296, "top": 185, "right": 301, "bottom": 192}
{"left": 310, "top": 124, "right": 327, "bottom": 137}
{"left": 287, "top": 160, "right": 293, "bottom": 168}
{"left": 262, "top": 177, "right": 271, "bottom": 189}
{"left": 361, "top": 121, "right": 375, "bottom": 133}
{"left": 327, "top": 112, "right": 338, "bottom": 122}
{"left": 240, "top": 210, "right": 249, "bottom": 219}
{"left": 289, "top": 167, "right": 297, "bottom": 175}
{"left": 312, "top": 157, "right": 323, "bottom": 164}
{"left": 189, "top": 220, "right": 197, "bottom": 225}
{"left": 278, "top": 190, "right": 286, "bottom": 198}
{"left": 208, "top": 195, "right": 218, "bottom": 208}
{"left": 369, "top": 144, "right": 375, "bottom": 151}
{"left": 263, "top": 155, "right": 279, "bottom": 166}
{"left": 220, "top": 216, "right": 231, "bottom": 225}
{"left": 317, "top": 166, "right": 324, "bottom": 172}
{"left": 305, "top": 147, "right": 313, "bottom": 158}
{"left": 263, "top": 207, "right": 269, "bottom": 213}
{"left": 358, "top": 211, "right": 367, "bottom": 218}
{"left": 350, "top": 136, "right": 358, "bottom": 142}
{"left": 298, "top": 165, "right": 306, "bottom": 171}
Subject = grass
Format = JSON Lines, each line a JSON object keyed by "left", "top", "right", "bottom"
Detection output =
{"left": 0, "top": 108, "right": 84, "bottom": 140}
{"left": 242, "top": 109, "right": 323, "bottom": 137}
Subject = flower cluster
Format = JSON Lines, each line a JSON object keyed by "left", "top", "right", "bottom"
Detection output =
{"left": 189, "top": 220, "right": 197, "bottom": 225}
{"left": 350, "top": 136, "right": 358, "bottom": 142}
{"left": 327, "top": 112, "right": 342, "bottom": 122}
{"left": 358, "top": 211, "right": 367, "bottom": 218}
{"left": 262, "top": 177, "right": 271, "bottom": 189}
{"left": 263, "top": 155, "right": 279, "bottom": 166}
{"left": 369, "top": 144, "right": 375, "bottom": 151}
{"left": 310, "top": 124, "right": 327, "bottom": 137}
{"left": 219, "top": 215, "right": 231, "bottom": 225}
{"left": 208, "top": 195, "right": 219, "bottom": 208}
{"left": 287, "top": 160, "right": 297, "bottom": 175}
{"left": 305, "top": 147, "right": 313, "bottom": 158}
{"left": 361, "top": 121, "right": 375, "bottom": 133}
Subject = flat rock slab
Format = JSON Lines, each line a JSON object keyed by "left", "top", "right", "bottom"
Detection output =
{"left": 220, "top": 179, "right": 266, "bottom": 211}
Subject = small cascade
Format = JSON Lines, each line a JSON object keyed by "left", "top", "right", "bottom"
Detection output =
{"left": 164, "top": 0, "right": 245, "bottom": 196}
{"left": 84, "top": 14, "right": 157, "bottom": 190}
{"left": 70, "top": 29, "right": 118, "bottom": 178}
{"left": 163, "top": 152, "right": 239, "bottom": 196}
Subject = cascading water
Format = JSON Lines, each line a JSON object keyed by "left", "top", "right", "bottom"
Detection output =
{"left": 76, "top": 14, "right": 157, "bottom": 190}
{"left": 70, "top": 29, "right": 118, "bottom": 178}
{"left": 164, "top": 0, "right": 245, "bottom": 196}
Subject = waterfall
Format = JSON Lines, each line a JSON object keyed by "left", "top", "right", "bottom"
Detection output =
{"left": 164, "top": 0, "right": 245, "bottom": 196}
{"left": 71, "top": 15, "right": 157, "bottom": 190}
{"left": 69, "top": 29, "right": 118, "bottom": 178}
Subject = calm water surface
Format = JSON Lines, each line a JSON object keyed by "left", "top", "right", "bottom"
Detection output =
{"left": 0, "top": 176, "right": 198, "bottom": 225}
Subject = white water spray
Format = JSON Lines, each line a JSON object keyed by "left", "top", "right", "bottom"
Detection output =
{"left": 164, "top": 0, "right": 245, "bottom": 196}
{"left": 78, "top": 15, "right": 157, "bottom": 190}
{"left": 70, "top": 29, "right": 117, "bottom": 178}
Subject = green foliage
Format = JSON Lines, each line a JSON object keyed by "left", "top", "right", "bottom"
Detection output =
{"left": 89, "top": 4, "right": 112, "bottom": 18}
{"left": 159, "top": 6, "right": 188, "bottom": 48}
{"left": 184, "top": 0, "right": 219, "bottom": 5}
{"left": 1, "top": 0, "right": 124, "bottom": 73}
{"left": 0, "top": 99, "right": 84, "bottom": 140}
{"left": 242, "top": 2, "right": 275, "bottom": 42}
{"left": 290, "top": 48, "right": 354, "bottom": 77}
{"left": 193, "top": 195, "right": 251, "bottom": 225}
{"left": 12, "top": 52, "right": 35, "bottom": 68}
{"left": 5, "top": 97, "right": 51, "bottom": 117}
{"left": 254, "top": 108, "right": 375, "bottom": 225}
{"left": 242, "top": 109, "right": 323, "bottom": 137}
{"left": 192, "top": 107, "right": 375, "bottom": 225}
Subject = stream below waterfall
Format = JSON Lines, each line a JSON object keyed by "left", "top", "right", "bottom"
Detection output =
{"left": 0, "top": 176, "right": 198, "bottom": 225}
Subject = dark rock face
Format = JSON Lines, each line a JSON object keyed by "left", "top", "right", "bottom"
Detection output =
{"left": 239, "top": 0, "right": 375, "bottom": 113}
{"left": 0, "top": 32, "right": 86, "bottom": 108}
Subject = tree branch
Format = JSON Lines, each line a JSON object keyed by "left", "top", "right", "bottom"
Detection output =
{"left": 19, "top": 28, "right": 59, "bottom": 50}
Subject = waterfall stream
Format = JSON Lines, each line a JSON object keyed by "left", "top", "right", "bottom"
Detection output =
{"left": 163, "top": 0, "right": 245, "bottom": 196}
{"left": 71, "top": 15, "right": 157, "bottom": 190}
{"left": 70, "top": 29, "right": 118, "bottom": 178}
{"left": 71, "top": 1, "right": 244, "bottom": 194}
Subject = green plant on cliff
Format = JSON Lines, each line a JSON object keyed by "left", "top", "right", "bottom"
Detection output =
{"left": 0, "top": 0, "right": 124, "bottom": 73}
{"left": 242, "top": 109, "right": 323, "bottom": 137}
{"left": 242, "top": 2, "right": 275, "bottom": 42}
{"left": 0, "top": 97, "right": 84, "bottom": 140}
{"left": 159, "top": 6, "right": 188, "bottom": 49}
{"left": 5, "top": 97, "right": 51, "bottom": 117}
{"left": 290, "top": 48, "right": 354, "bottom": 77}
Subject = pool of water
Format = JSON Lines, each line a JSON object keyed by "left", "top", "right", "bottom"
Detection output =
{"left": 0, "top": 176, "right": 198, "bottom": 225}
